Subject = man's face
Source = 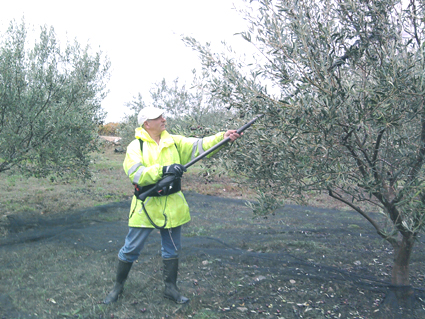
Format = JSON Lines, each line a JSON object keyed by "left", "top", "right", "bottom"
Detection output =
{"left": 145, "top": 114, "right": 166, "bottom": 135}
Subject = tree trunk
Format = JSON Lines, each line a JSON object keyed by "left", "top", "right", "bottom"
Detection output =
{"left": 383, "top": 233, "right": 416, "bottom": 311}
{"left": 391, "top": 234, "right": 414, "bottom": 286}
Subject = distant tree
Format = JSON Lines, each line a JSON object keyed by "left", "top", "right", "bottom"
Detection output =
{"left": 0, "top": 19, "right": 110, "bottom": 180}
{"left": 119, "top": 75, "right": 232, "bottom": 148}
{"left": 117, "top": 92, "right": 147, "bottom": 148}
{"left": 187, "top": 0, "right": 425, "bottom": 302}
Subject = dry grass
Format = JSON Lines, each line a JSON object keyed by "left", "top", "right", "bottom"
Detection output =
{"left": 1, "top": 146, "right": 129, "bottom": 214}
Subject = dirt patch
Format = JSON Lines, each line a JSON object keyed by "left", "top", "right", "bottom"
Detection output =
{"left": 0, "top": 192, "right": 424, "bottom": 319}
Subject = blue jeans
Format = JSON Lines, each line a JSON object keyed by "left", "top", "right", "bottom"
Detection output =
{"left": 118, "top": 226, "right": 182, "bottom": 263}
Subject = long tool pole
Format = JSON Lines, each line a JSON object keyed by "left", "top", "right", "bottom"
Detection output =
{"left": 138, "top": 114, "right": 264, "bottom": 202}
{"left": 184, "top": 113, "right": 264, "bottom": 169}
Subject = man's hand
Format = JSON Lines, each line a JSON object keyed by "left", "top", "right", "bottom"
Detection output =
{"left": 224, "top": 130, "right": 243, "bottom": 141}
{"left": 163, "top": 163, "right": 187, "bottom": 177}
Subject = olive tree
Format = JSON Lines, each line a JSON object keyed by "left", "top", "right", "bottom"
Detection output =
{"left": 186, "top": 0, "right": 425, "bottom": 293}
{"left": 0, "top": 20, "right": 110, "bottom": 180}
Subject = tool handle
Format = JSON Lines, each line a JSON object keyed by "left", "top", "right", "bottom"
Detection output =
{"left": 184, "top": 114, "right": 264, "bottom": 169}
{"left": 138, "top": 114, "right": 264, "bottom": 201}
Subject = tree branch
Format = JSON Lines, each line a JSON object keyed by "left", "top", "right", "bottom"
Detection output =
{"left": 341, "top": 129, "right": 368, "bottom": 177}
{"left": 328, "top": 187, "right": 384, "bottom": 234}
{"left": 410, "top": 0, "right": 421, "bottom": 47}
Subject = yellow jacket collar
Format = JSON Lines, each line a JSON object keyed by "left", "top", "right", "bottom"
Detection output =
{"left": 135, "top": 127, "right": 175, "bottom": 146}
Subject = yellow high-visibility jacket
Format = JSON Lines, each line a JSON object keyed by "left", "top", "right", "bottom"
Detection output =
{"left": 123, "top": 127, "right": 225, "bottom": 228}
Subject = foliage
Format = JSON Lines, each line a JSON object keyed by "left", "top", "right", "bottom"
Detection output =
{"left": 0, "top": 19, "right": 110, "bottom": 180}
{"left": 187, "top": 0, "right": 425, "bottom": 287}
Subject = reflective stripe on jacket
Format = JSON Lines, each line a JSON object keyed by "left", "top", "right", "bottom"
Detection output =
{"left": 123, "top": 127, "right": 225, "bottom": 228}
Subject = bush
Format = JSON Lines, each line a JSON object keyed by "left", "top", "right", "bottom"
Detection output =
{"left": 98, "top": 123, "right": 120, "bottom": 136}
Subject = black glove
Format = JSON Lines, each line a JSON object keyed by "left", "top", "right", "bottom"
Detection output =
{"left": 162, "top": 163, "right": 186, "bottom": 178}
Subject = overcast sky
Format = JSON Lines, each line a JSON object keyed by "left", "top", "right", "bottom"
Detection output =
{"left": 0, "top": 0, "right": 252, "bottom": 122}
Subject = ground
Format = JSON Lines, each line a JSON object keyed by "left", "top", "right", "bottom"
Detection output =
{"left": 0, "top": 142, "right": 424, "bottom": 319}
{"left": 1, "top": 191, "right": 424, "bottom": 319}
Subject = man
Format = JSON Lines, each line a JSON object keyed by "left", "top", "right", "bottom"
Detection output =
{"left": 104, "top": 106, "right": 242, "bottom": 304}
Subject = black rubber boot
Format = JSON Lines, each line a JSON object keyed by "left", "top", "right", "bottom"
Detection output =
{"left": 163, "top": 258, "right": 189, "bottom": 304}
{"left": 103, "top": 260, "right": 133, "bottom": 304}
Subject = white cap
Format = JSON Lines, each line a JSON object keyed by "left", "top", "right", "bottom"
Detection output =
{"left": 138, "top": 107, "right": 164, "bottom": 125}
